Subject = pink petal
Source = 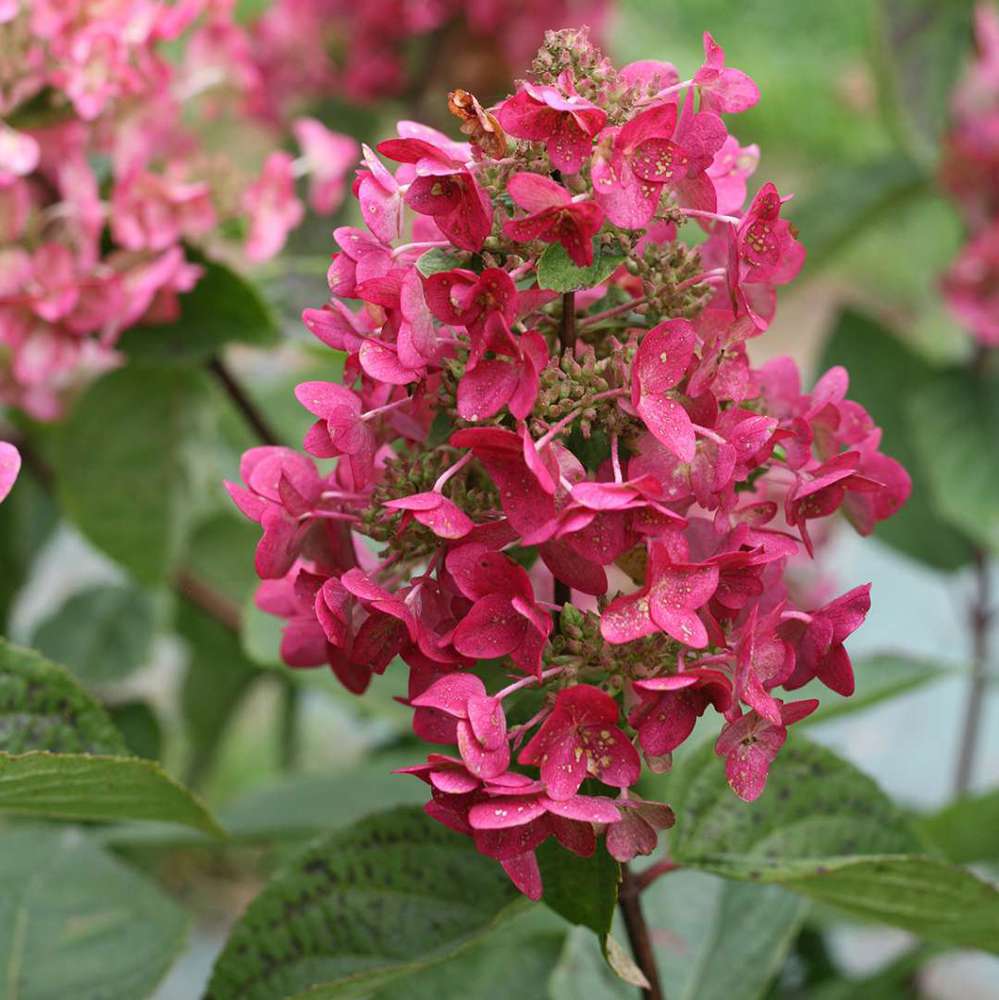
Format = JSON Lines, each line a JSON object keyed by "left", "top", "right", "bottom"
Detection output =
{"left": 453, "top": 594, "right": 528, "bottom": 659}
{"left": 507, "top": 172, "right": 571, "bottom": 213}
{"left": 0, "top": 442, "right": 21, "bottom": 503}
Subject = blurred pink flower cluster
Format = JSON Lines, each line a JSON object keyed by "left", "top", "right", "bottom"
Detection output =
{"left": 940, "top": 3, "right": 999, "bottom": 346}
{"left": 0, "top": 0, "right": 357, "bottom": 419}
{"left": 240, "top": 0, "right": 610, "bottom": 115}
{"left": 227, "top": 28, "right": 911, "bottom": 900}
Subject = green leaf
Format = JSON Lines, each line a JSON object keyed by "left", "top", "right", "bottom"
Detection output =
{"left": 668, "top": 736, "right": 922, "bottom": 875}
{"left": 182, "top": 511, "right": 261, "bottom": 606}
{"left": 908, "top": 368, "right": 999, "bottom": 553}
{"left": 118, "top": 257, "right": 279, "bottom": 363}
{"left": 550, "top": 872, "right": 807, "bottom": 1000}
{"left": 0, "top": 751, "right": 222, "bottom": 835}
{"left": 206, "top": 806, "right": 522, "bottom": 1000}
{"left": 0, "top": 465, "right": 57, "bottom": 629}
{"left": 54, "top": 365, "right": 215, "bottom": 584}
{"left": 415, "top": 248, "right": 465, "bottom": 277}
{"left": 217, "top": 755, "right": 428, "bottom": 841}
{"left": 536, "top": 838, "right": 619, "bottom": 936}
{"left": 0, "top": 638, "right": 127, "bottom": 755}
{"left": 0, "top": 827, "right": 188, "bottom": 1000}
{"left": 29, "top": 584, "right": 155, "bottom": 686}
{"left": 918, "top": 787, "right": 999, "bottom": 864}
{"left": 536, "top": 243, "right": 625, "bottom": 293}
{"left": 108, "top": 701, "right": 163, "bottom": 761}
{"left": 669, "top": 738, "right": 999, "bottom": 952}
{"left": 800, "top": 654, "right": 948, "bottom": 727}
{"left": 368, "top": 908, "right": 566, "bottom": 1000}
{"left": 817, "top": 309, "right": 976, "bottom": 569}
{"left": 178, "top": 598, "right": 262, "bottom": 788}
{"left": 778, "top": 856, "right": 999, "bottom": 953}
{"left": 789, "top": 155, "right": 928, "bottom": 274}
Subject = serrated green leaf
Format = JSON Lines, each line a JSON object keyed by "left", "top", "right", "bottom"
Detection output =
{"left": 30, "top": 584, "right": 155, "bottom": 686}
{"left": 908, "top": 368, "right": 999, "bottom": 553}
{"left": 118, "top": 257, "right": 279, "bottom": 362}
{"left": 416, "top": 248, "right": 465, "bottom": 278}
{"left": 918, "top": 787, "right": 999, "bottom": 864}
{"left": 779, "top": 856, "right": 999, "bottom": 953}
{"left": 0, "top": 638, "right": 127, "bottom": 755}
{"left": 668, "top": 737, "right": 999, "bottom": 952}
{"left": 536, "top": 243, "right": 624, "bottom": 293}
{"left": 0, "top": 751, "right": 222, "bottom": 835}
{"left": 817, "top": 308, "right": 975, "bottom": 569}
{"left": 54, "top": 365, "right": 215, "bottom": 584}
{"left": 368, "top": 908, "right": 565, "bottom": 1000}
{"left": 536, "top": 838, "right": 619, "bottom": 936}
{"left": 799, "top": 654, "right": 948, "bottom": 727}
{"left": 206, "top": 806, "right": 522, "bottom": 1000}
{"left": 0, "top": 827, "right": 188, "bottom": 1000}
{"left": 669, "top": 737, "right": 923, "bottom": 875}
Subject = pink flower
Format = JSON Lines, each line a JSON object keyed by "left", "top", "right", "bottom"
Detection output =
{"left": 383, "top": 491, "right": 474, "bottom": 540}
{"left": 715, "top": 699, "right": 819, "bottom": 801}
{"left": 783, "top": 584, "right": 871, "bottom": 696}
{"left": 0, "top": 441, "right": 20, "bottom": 502}
{"left": 503, "top": 173, "right": 605, "bottom": 267}
{"left": 225, "top": 446, "right": 326, "bottom": 578}
{"left": 294, "top": 380, "right": 376, "bottom": 482}
{"left": 630, "top": 668, "right": 732, "bottom": 756}
{"left": 942, "top": 220, "right": 999, "bottom": 345}
{"left": 592, "top": 92, "right": 727, "bottom": 229}
{"left": 377, "top": 127, "right": 492, "bottom": 252}
{"left": 243, "top": 152, "right": 305, "bottom": 263}
{"left": 519, "top": 684, "right": 641, "bottom": 799}
{"left": 424, "top": 267, "right": 517, "bottom": 334}
{"left": 110, "top": 169, "right": 216, "bottom": 252}
{"left": 605, "top": 795, "right": 675, "bottom": 862}
{"left": 496, "top": 74, "right": 607, "bottom": 174}
{"left": 293, "top": 118, "right": 359, "bottom": 215}
{"left": 601, "top": 539, "right": 719, "bottom": 649}
{"left": 468, "top": 779, "right": 621, "bottom": 900}
{"left": 736, "top": 182, "right": 806, "bottom": 286}
{"left": 411, "top": 673, "right": 510, "bottom": 778}
{"left": 354, "top": 144, "right": 404, "bottom": 243}
{"left": 631, "top": 318, "right": 697, "bottom": 461}
{"left": 447, "top": 543, "right": 552, "bottom": 677}
{"left": 693, "top": 33, "right": 760, "bottom": 114}
{"left": 0, "top": 124, "right": 39, "bottom": 186}
{"left": 707, "top": 135, "right": 759, "bottom": 216}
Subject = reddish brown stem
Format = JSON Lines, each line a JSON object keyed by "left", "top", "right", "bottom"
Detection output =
{"left": 173, "top": 569, "right": 241, "bottom": 633}
{"left": 560, "top": 291, "right": 576, "bottom": 352}
{"left": 619, "top": 864, "right": 664, "bottom": 1000}
{"left": 635, "top": 859, "right": 680, "bottom": 892}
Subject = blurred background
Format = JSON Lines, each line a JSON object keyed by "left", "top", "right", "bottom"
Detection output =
{"left": 2, "top": 0, "right": 996, "bottom": 997}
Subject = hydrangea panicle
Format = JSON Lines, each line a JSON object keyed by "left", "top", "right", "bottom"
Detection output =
{"left": 229, "top": 27, "right": 910, "bottom": 900}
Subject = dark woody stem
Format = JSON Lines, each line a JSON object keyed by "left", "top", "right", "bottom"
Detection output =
{"left": 953, "top": 344, "right": 994, "bottom": 797}
{"left": 619, "top": 864, "right": 665, "bottom": 1000}
{"left": 208, "top": 356, "right": 283, "bottom": 447}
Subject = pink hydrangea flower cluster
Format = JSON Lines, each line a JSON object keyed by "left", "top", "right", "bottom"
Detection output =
{"left": 0, "top": 0, "right": 357, "bottom": 418}
{"left": 228, "top": 29, "right": 911, "bottom": 901}
{"left": 237, "top": 0, "right": 610, "bottom": 116}
{"left": 940, "top": 3, "right": 999, "bottom": 346}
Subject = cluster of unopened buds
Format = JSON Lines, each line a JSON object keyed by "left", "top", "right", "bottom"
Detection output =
{"left": 228, "top": 28, "right": 911, "bottom": 900}
{"left": 940, "top": 3, "right": 999, "bottom": 347}
{"left": 0, "top": 0, "right": 358, "bottom": 418}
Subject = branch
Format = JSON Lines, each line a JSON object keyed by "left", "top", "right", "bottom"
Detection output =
{"left": 173, "top": 568, "right": 242, "bottom": 633}
{"left": 953, "top": 546, "right": 992, "bottom": 795}
{"left": 618, "top": 864, "right": 664, "bottom": 1000}
{"left": 208, "top": 356, "right": 283, "bottom": 447}
{"left": 560, "top": 291, "right": 577, "bottom": 353}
